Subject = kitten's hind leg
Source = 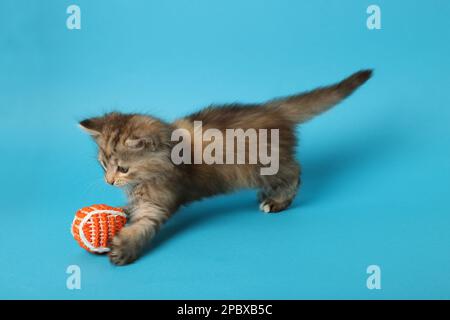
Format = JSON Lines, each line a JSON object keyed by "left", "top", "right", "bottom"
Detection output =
{"left": 258, "top": 161, "right": 301, "bottom": 213}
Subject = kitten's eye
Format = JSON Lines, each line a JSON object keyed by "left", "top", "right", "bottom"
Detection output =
{"left": 117, "top": 166, "right": 129, "bottom": 174}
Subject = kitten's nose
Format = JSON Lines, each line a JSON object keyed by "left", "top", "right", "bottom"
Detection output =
{"left": 105, "top": 177, "right": 115, "bottom": 185}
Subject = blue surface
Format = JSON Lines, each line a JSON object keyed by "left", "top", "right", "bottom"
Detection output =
{"left": 1, "top": 0, "right": 450, "bottom": 299}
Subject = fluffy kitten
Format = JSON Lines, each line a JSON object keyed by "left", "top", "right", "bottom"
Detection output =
{"left": 79, "top": 69, "right": 372, "bottom": 265}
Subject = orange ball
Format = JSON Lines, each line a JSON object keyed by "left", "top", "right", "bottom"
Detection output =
{"left": 71, "top": 204, "right": 127, "bottom": 254}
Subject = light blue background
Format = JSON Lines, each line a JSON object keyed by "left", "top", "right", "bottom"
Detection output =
{"left": 1, "top": 0, "right": 449, "bottom": 299}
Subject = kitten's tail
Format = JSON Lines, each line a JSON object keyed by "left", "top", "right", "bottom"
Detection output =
{"left": 266, "top": 69, "right": 373, "bottom": 123}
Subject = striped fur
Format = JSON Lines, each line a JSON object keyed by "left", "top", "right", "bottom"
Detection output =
{"left": 79, "top": 69, "right": 372, "bottom": 265}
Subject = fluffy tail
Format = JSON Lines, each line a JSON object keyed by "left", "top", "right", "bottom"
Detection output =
{"left": 266, "top": 69, "right": 373, "bottom": 123}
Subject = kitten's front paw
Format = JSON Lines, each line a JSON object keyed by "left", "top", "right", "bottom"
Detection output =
{"left": 109, "top": 229, "right": 140, "bottom": 266}
{"left": 120, "top": 205, "right": 132, "bottom": 216}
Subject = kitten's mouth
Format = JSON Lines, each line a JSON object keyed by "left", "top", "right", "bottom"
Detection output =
{"left": 111, "top": 180, "right": 127, "bottom": 187}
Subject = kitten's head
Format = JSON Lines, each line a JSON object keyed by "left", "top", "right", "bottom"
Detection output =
{"left": 79, "top": 112, "right": 174, "bottom": 187}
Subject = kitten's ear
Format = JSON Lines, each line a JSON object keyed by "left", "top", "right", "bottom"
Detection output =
{"left": 125, "top": 136, "right": 159, "bottom": 151}
{"left": 78, "top": 117, "right": 105, "bottom": 137}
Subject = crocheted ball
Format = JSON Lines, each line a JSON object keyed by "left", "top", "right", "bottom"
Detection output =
{"left": 71, "top": 204, "right": 127, "bottom": 254}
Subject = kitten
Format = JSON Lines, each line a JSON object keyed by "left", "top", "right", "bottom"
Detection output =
{"left": 79, "top": 69, "right": 372, "bottom": 265}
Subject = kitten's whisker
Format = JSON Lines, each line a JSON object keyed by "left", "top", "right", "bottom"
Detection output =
{"left": 82, "top": 178, "right": 105, "bottom": 195}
